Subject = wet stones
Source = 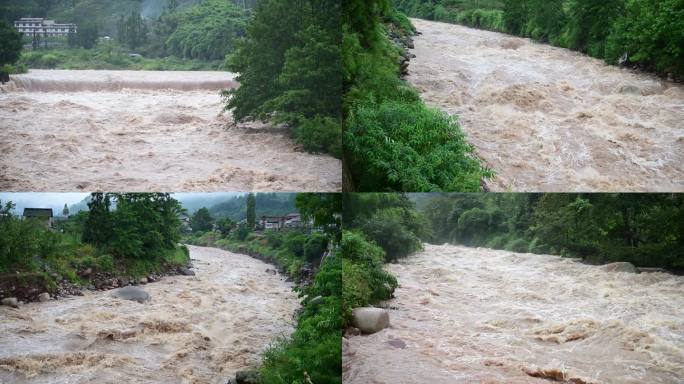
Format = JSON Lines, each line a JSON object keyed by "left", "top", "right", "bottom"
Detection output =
{"left": 1, "top": 297, "right": 19, "bottom": 308}
{"left": 178, "top": 266, "right": 195, "bottom": 276}
{"left": 37, "top": 292, "right": 51, "bottom": 302}
{"left": 351, "top": 307, "right": 390, "bottom": 334}
{"left": 112, "top": 286, "right": 151, "bottom": 303}
{"left": 601, "top": 262, "right": 639, "bottom": 274}
{"left": 234, "top": 370, "right": 261, "bottom": 384}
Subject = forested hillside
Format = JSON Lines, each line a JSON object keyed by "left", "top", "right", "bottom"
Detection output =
{"left": 394, "top": 0, "right": 684, "bottom": 78}
{"left": 2, "top": 0, "right": 254, "bottom": 70}
{"left": 342, "top": 1, "right": 491, "bottom": 191}
{"left": 420, "top": 193, "right": 684, "bottom": 269}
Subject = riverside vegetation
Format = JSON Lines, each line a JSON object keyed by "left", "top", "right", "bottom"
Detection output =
{"left": 185, "top": 193, "right": 342, "bottom": 384}
{"left": 419, "top": 193, "right": 684, "bottom": 269}
{"left": 394, "top": 0, "right": 684, "bottom": 79}
{"left": 343, "top": 1, "right": 492, "bottom": 191}
{"left": 0, "top": 193, "right": 190, "bottom": 302}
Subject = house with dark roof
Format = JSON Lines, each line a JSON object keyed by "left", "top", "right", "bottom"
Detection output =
{"left": 23, "top": 208, "right": 54, "bottom": 228}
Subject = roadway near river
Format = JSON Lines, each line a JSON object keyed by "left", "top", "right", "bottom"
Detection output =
{"left": 0, "top": 246, "right": 298, "bottom": 384}
{"left": 344, "top": 244, "right": 684, "bottom": 383}
{"left": 407, "top": 19, "right": 684, "bottom": 192}
{"left": 0, "top": 70, "right": 341, "bottom": 192}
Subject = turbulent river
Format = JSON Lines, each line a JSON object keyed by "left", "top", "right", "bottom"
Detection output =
{"left": 0, "top": 70, "right": 341, "bottom": 192}
{"left": 407, "top": 19, "right": 684, "bottom": 192}
{"left": 344, "top": 244, "right": 684, "bottom": 383}
{"left": 0, "top": 246, "right": 298, "bottom": 384}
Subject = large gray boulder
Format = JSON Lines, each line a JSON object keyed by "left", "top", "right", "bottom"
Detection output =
{"left": 1, "top": 297, "right": 19, "bottom": 308}
{"left": 178, "top": 267, "right": 195, "bottom": 276}
{"left": 352, "top": 307, "right": 390, "bottom": 334}
{"left": 37, "top": 292, "right": 51, "bottom": 302}
{"left": 112, "top": 286, "right": 151, "bottom": 303}
{"left": 601, "top": 262, "right": 639, "bottom": 274}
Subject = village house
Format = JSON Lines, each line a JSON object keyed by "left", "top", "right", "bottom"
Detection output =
{"left": 22, "top": 208, "right": 54, "bottom": 229}
{"left": 14, "top": 18, "right": 77, "bottom": 37}
{"left": 258, "top": 213, "right": 306, "bottom": 230}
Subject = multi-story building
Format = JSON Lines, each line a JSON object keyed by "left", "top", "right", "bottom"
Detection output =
{"left": 13, "top": 18, "right": 77, "bottom": 37}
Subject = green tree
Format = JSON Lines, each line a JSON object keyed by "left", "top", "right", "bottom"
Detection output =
{"left": 225, "top": 0, "right": 341, "bottom": 157}
{"left": 191, "top": 207, "right": 214, "bottom": 232}
{"left": 246, "top": 193, "right": 256, "bottom": 229}
{"left": 62, "top": 204, "right": 70, "bottom": 217}
{"left": 82, "top": 193, "right": 112, "bottom": 247}
{"left": 0, "top": 20, "right": 22, "bottom": 67}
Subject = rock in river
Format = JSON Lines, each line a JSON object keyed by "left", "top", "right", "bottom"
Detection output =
{"left": 1, "top": 297, "right": 19, "bottom": 308}
{"left": 112, "top": 286, "right": 151, "bottom": 303}
{"left": 352, "top": 307, "right": 390, "bottom": 334}
{"left": 601, "top": 262, "right": 639, "bottom": 274}
{"left": 178, "top": 267, "right": 195, "bottom": 276}
{"left": 37, "top": 292, "right": 51, "bottom": 302}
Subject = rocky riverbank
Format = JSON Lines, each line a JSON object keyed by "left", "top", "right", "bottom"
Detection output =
{"left": 0, "top": 261, "right": 195, "bottom": 308}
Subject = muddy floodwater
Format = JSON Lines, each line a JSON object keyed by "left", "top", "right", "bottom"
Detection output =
{"left": 407, "top": 19, "right": 684, "bottom": 192}
{"left": 0, "top": 246, "right": 298, "bottom": 384}
{"left": 344, "top": 244, "right": 684, "bottom": 383}
{"left": 0, "top": 70, "right": 341, "bottom": 192}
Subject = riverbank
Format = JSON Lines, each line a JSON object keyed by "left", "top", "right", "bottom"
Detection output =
{"left": 0, "top": 245, "right": 298, "bottom": 383}
{"left": 0, "top": 245, "right": 191, "bottom": 306}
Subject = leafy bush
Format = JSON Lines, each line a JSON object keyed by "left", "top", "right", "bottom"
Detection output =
{"left": 303, "top": 233, "right": 329, "bottom": 262}
{"left": 505, "top": 238, "right": 530, "bottom": 253}
{"left": 236, "top": 222, "right": 251, "bottom": 241}
{"left": 294, "top": 116, "right": 342, "bottom": 158}
{"left": 346, "top": 99, "right": 491, "bottom": 191}
{"left": 283, "top": 232, "right": 307, "bottom": 257}
{"left": 360, "top": 208, "right": 423, "bottom": 261}
{"left": 165, "top": 0, "right": 248, "bottom": 60}
{"left": 341, "top": 231, "right": 397, "bottom": 321}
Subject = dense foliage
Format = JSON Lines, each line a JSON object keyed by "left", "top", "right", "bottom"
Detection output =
{"left": 83, "top": 193, "right": 183, "bottom": 260}
{"left": 202, "top": 193, "right": 298, "bottom": 222}
{"left": 395, "top": 0, "right": 684, "bottom": 77}
{"left": 343, "top": 1, "right": 491, "bottom": 191}
{"left": 420, "top": 193, "right": 684, "bottom": 269}
{"left": 341, "top": 193, "right": 426, "bottom": 325}
{"left": 0, "top": 20, "right": 23, "bottom": 68}
{"left": 4, "top": 0, "right": 249, "bottom": 68}
{"left": 162, "top": 0, "right": 248, "bottom": 60}
{"left": 0, "top": 194, "right": 188, "bottom": 289}
{"left": 225, "top": 0, "right": 342, "bottom": 158}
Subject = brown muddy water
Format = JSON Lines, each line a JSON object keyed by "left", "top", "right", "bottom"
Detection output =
{"left": 407, "top": 19, "right": 684, "bottom": 192}
{"left": 344, "top": 244, "right": 684, "bottom": 384}
{"left": 0, "top": 246, "right": 298, "bottom": 384}
{"left": 0, "top": 70, "right": 341, "bottom": 192}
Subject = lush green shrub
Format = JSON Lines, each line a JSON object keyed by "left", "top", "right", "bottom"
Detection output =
{"left": 605, "top": 0, "right": 684, "bottom": 76}
{"left": 345, "top": 98, "right": 491, "bottom": 191}
{"left": 236, "top": 222, "right": 251, "bottom": 241}
{"left": 303, "top": 233, "right": 329, "bottom": 262}
{"left": 341, "top": 231, "right": 397, "bottom": 321}
{"left": 294, "top": 116, "right": 342, "bottom": 158}
{"left": 505, "top": 238, "right": 530, "bottom": 253}
{"left": 283, "top": 232, "right": 307, "bottom": 257}
{"left": 360, "top": 208, "right": 423, "bottom": 261}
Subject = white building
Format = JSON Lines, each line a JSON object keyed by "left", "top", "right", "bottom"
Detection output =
{"left": 14, "top": 18, "right": 77, "bottom": 37}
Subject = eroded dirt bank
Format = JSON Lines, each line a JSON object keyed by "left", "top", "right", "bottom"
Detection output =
{"left": 344, "top": 244, "right": 684, "bottom": 383}
{"left": 0, "top": 245, "right": 298, "bottom": 384}
{"left": 0, "top": 70, "right": 341, "bottom": 192}
{"left": 407, "top": 19, "right": 684, "bottom": 192}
